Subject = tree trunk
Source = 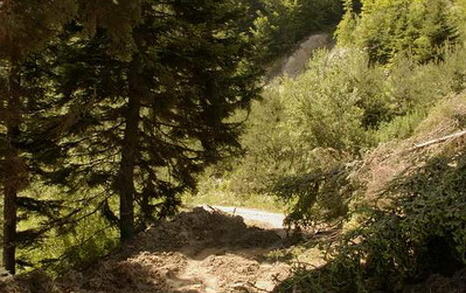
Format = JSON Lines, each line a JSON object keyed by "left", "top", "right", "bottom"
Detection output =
{"left": 3, "top": 173, "right": 17, "bottom": 275}
{"left": 117, "top": 63, "right": 141, "bottom": 242}
{"left": 3, "top": 64, "right": 21, "bottom": 274}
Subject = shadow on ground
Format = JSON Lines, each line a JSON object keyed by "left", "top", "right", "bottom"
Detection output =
{"left": 51, "top": 207, "right": 295, "bottom": 293}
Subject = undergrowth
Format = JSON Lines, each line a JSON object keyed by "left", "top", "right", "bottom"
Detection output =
{"left": 189, "top": 46, "right": 466, "bottom": 217}
{"left": 275, "top": 143, "right": 466, "bottom": 292}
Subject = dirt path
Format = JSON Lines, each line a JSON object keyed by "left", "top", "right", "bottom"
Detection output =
{"left": 166, "top": 206, "right": 290, "bottom": 292}
{"left": 54, "top": 207, "right": 292, "bottom": 293}
{"left": 167, "top": 206, "right": 289, "bottom": 292}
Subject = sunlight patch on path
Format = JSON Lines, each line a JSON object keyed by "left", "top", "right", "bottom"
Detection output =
{"left": 201, "top": 205, "right": 286, "bottom": 229}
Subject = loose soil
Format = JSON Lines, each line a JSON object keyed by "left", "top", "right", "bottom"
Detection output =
{"left": 55, "top": 207, "right": 291, "bottom": 293}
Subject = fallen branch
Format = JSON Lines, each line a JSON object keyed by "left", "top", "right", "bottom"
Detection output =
{"left": 244, "top": 281, "right": 269, "bottom": 292}
{"left": 410, "top": 130, "right": 466, "bottom": 151}
{"left": 205, "top": 204, "right": 225, "bottom": 215}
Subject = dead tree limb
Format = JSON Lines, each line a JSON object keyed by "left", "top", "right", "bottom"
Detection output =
{"left": 410, "top": 130, "right": 466, "bottom": 151}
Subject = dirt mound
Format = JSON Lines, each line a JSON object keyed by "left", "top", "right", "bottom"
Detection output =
{"left": 51, "top": 207, "right": 290, "bottom": 293}
{"left": 0, "top": 270, "right": 59, "bottom": 293}
{"left": 202, "top": 254, "right": 290, "bottom": 292}
{"left": 1, "top": 208, "right": 289, "bottom": 293}
{"left": 0, "top": 275, "right": 24, "bottom": 293}
{"left": 59, "top": 252, "right": 187, "bottom": 293}
{"left": 129, "top": 207, "right": 282, "bottom": 254}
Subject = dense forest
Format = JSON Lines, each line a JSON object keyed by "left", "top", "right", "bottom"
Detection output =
{"left": 1, "top": 0, "right": 465, "bottom": 292}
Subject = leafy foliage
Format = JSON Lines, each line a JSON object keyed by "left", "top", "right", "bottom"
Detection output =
{"left": 273, "top": 163, "right": 356, "bottom": 228}
{"left": 277, "top": 144, "right": 466, "bottom": 292}
{"left": 252, "top": 0, "right": 343, "bottom": 63}
{"left": 0, "top": 0, "right": 142, "bottom": 61}
{"left": 336, "top": 0, "right": 461, "bottom": 64}
{"left": 214, "top": 46, "right": 466, "bottom": 207}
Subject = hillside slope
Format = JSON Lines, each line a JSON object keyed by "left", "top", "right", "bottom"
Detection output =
{"left": 275, "top": 92, "right": 466, "bottom": 292}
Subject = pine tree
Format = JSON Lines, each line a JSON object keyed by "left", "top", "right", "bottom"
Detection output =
{"left": 1, "top": 0, "right": 261, "bottom": 272}
{"left": 46, "top": 0, "right": 262, "bottom": 242}
{"left": 336, "top": 0, "right": 460, "bottom": 64}
{"left": 0, "top": 0, "right": 144, "bottom": 274}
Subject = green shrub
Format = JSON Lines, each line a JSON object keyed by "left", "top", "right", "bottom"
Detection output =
{"left": 375, "top": 47, "right": 466, "bottom": 141}
{"left": 282, "top": 49, "right": 383, "bottom": 151}
{"left": 11, "top": 181, "right": 120, "bottom": 274}
{"left": 273, "top": 162, "right": 357, "bottom": 227}
{"left": 225, "top": 50, "right": 376, "bottom": 196}
{"left": 337, "top": 0, "right": 461, "bottom": 64}
{"left": 276, "top": 146, "right": 466, "bottom": 292}
{"left": 206, "top": 45, "right": 465, "bottom": 201}
{"left": 375, "top": 110, "right": 428, "bottom": 142}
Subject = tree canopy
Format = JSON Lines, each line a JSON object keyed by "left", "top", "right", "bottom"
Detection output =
{"left": 0, "top": 0, "right": 261, "bottom": 274}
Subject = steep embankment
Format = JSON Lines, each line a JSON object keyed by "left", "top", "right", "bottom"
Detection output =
{"left": 274, "top": 92, "right": 466, "bottom": 292}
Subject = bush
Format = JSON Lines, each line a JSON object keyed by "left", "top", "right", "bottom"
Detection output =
{"left": 375, "top": 47, "right": 466, "bottom": 141}
{"left": 226, "top": 50, "right": 376, "bottom": 196}
{"left": 336, "top": 0, "right": 461, "bottom": 64}
{"left": 207, "top": 45, "right": 465, "bottom": 206}
{"left": 273, "top": 161, "right": 357, "bottom": 228}
{"left": 276, "top": 144, "right": 466, "bottom": 292}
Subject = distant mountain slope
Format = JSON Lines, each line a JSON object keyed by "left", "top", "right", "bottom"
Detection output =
{"left": 266, "top": 32, "right": 334, "bottom": 80}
